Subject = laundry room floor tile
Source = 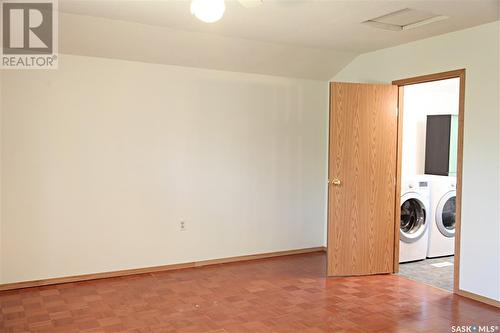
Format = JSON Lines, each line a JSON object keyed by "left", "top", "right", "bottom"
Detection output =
{"left": 398, "top": 256, "right": 454, "bottom": 291}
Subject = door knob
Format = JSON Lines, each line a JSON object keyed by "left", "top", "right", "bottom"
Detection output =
{"left": 331, "top": 179, "right": 341, "bottom": 186}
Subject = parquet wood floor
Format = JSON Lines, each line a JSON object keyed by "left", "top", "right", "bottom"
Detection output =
{"left": 1, "top": 252, "right": 498, "bottom": 333}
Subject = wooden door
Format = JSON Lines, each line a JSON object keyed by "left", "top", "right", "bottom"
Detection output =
{"left": 327, "top": 82, "right": 398, "bottom": 276}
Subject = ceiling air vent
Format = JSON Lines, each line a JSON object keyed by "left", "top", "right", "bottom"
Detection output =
{"left": 363, "top": 8, "right": 448, "bottom": 31}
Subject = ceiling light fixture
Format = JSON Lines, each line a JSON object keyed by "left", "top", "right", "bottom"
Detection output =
{"left": 191, "top": 0, "right": 226, "bottom": 23}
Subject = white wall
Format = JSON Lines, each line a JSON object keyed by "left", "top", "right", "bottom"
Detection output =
{"left": 0, "top": 69, "right": 2, "bottom": 283}
{"left": 402, "top": 78, "right": 460, "bottom": 181}
{"left": 335, "top": 21, "right": 500, "bottom": 301}
{"left": 1, "top": 55, "right": 328, "bottom": 284}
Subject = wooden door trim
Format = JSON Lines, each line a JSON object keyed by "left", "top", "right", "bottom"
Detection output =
{"left": 392, "top": 69, "right": 465, "bottom": 86}
{"left": 392, "top": 69, "right": 466, "bottom": 294}
{"left": 392, "top": 86, "right": 404, "bottom": 272}
{"left": 326, "top": 82, "right": 334, "bottom": 276}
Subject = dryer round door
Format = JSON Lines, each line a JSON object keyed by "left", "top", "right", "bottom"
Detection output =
{"left": 400, "top": 192, "right": 428, "bottom": 243}
{"left": 436, "top": 190, "right": 456, "bottom": 238}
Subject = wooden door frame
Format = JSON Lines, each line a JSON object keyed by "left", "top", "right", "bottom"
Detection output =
{"left": 392, "top": 69, "right": 466, "bottom": 295}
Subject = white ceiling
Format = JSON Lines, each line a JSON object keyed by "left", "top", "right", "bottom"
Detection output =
{"left": 59, "top": 12, "right": 357, "bottom": 80}
{"left": 57, "top": 1, "right": 499, "bottom": 79}
{"left": 59, "top": 0, "right": 499, "bottom": 52}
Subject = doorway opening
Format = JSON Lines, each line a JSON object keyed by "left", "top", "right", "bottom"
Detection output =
{"left": 393, "top": 70, "right": 465, "bottom": 293}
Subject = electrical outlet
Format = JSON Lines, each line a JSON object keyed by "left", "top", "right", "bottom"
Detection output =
{"left": 180, "top": 221, "right": 186, "bottom": 231}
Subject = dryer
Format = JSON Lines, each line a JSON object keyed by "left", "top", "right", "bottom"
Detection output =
{"left": 427, "top": 175, "right": 456, "bottom": 258}
{"left": 399, "top": 178, "right": 430, "bottom": 263}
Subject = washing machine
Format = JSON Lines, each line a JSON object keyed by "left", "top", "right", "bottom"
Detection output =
{"left": 399, "top": 178, "right": 430, "bottom": 263}
{"left": 427, "top": 175, "right": 456, "bottom": 258}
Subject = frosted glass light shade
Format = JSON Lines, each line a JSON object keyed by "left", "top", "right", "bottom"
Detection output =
{"left": 191, "top": 0, "right": 226, "bottom": 23}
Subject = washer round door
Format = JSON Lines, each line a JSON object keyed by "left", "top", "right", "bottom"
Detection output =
{"left": 436, "top": 190, "right": 456, "bottom": 238}
{"left": 400, "top": 192, "right": 429, "bottom": 243}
